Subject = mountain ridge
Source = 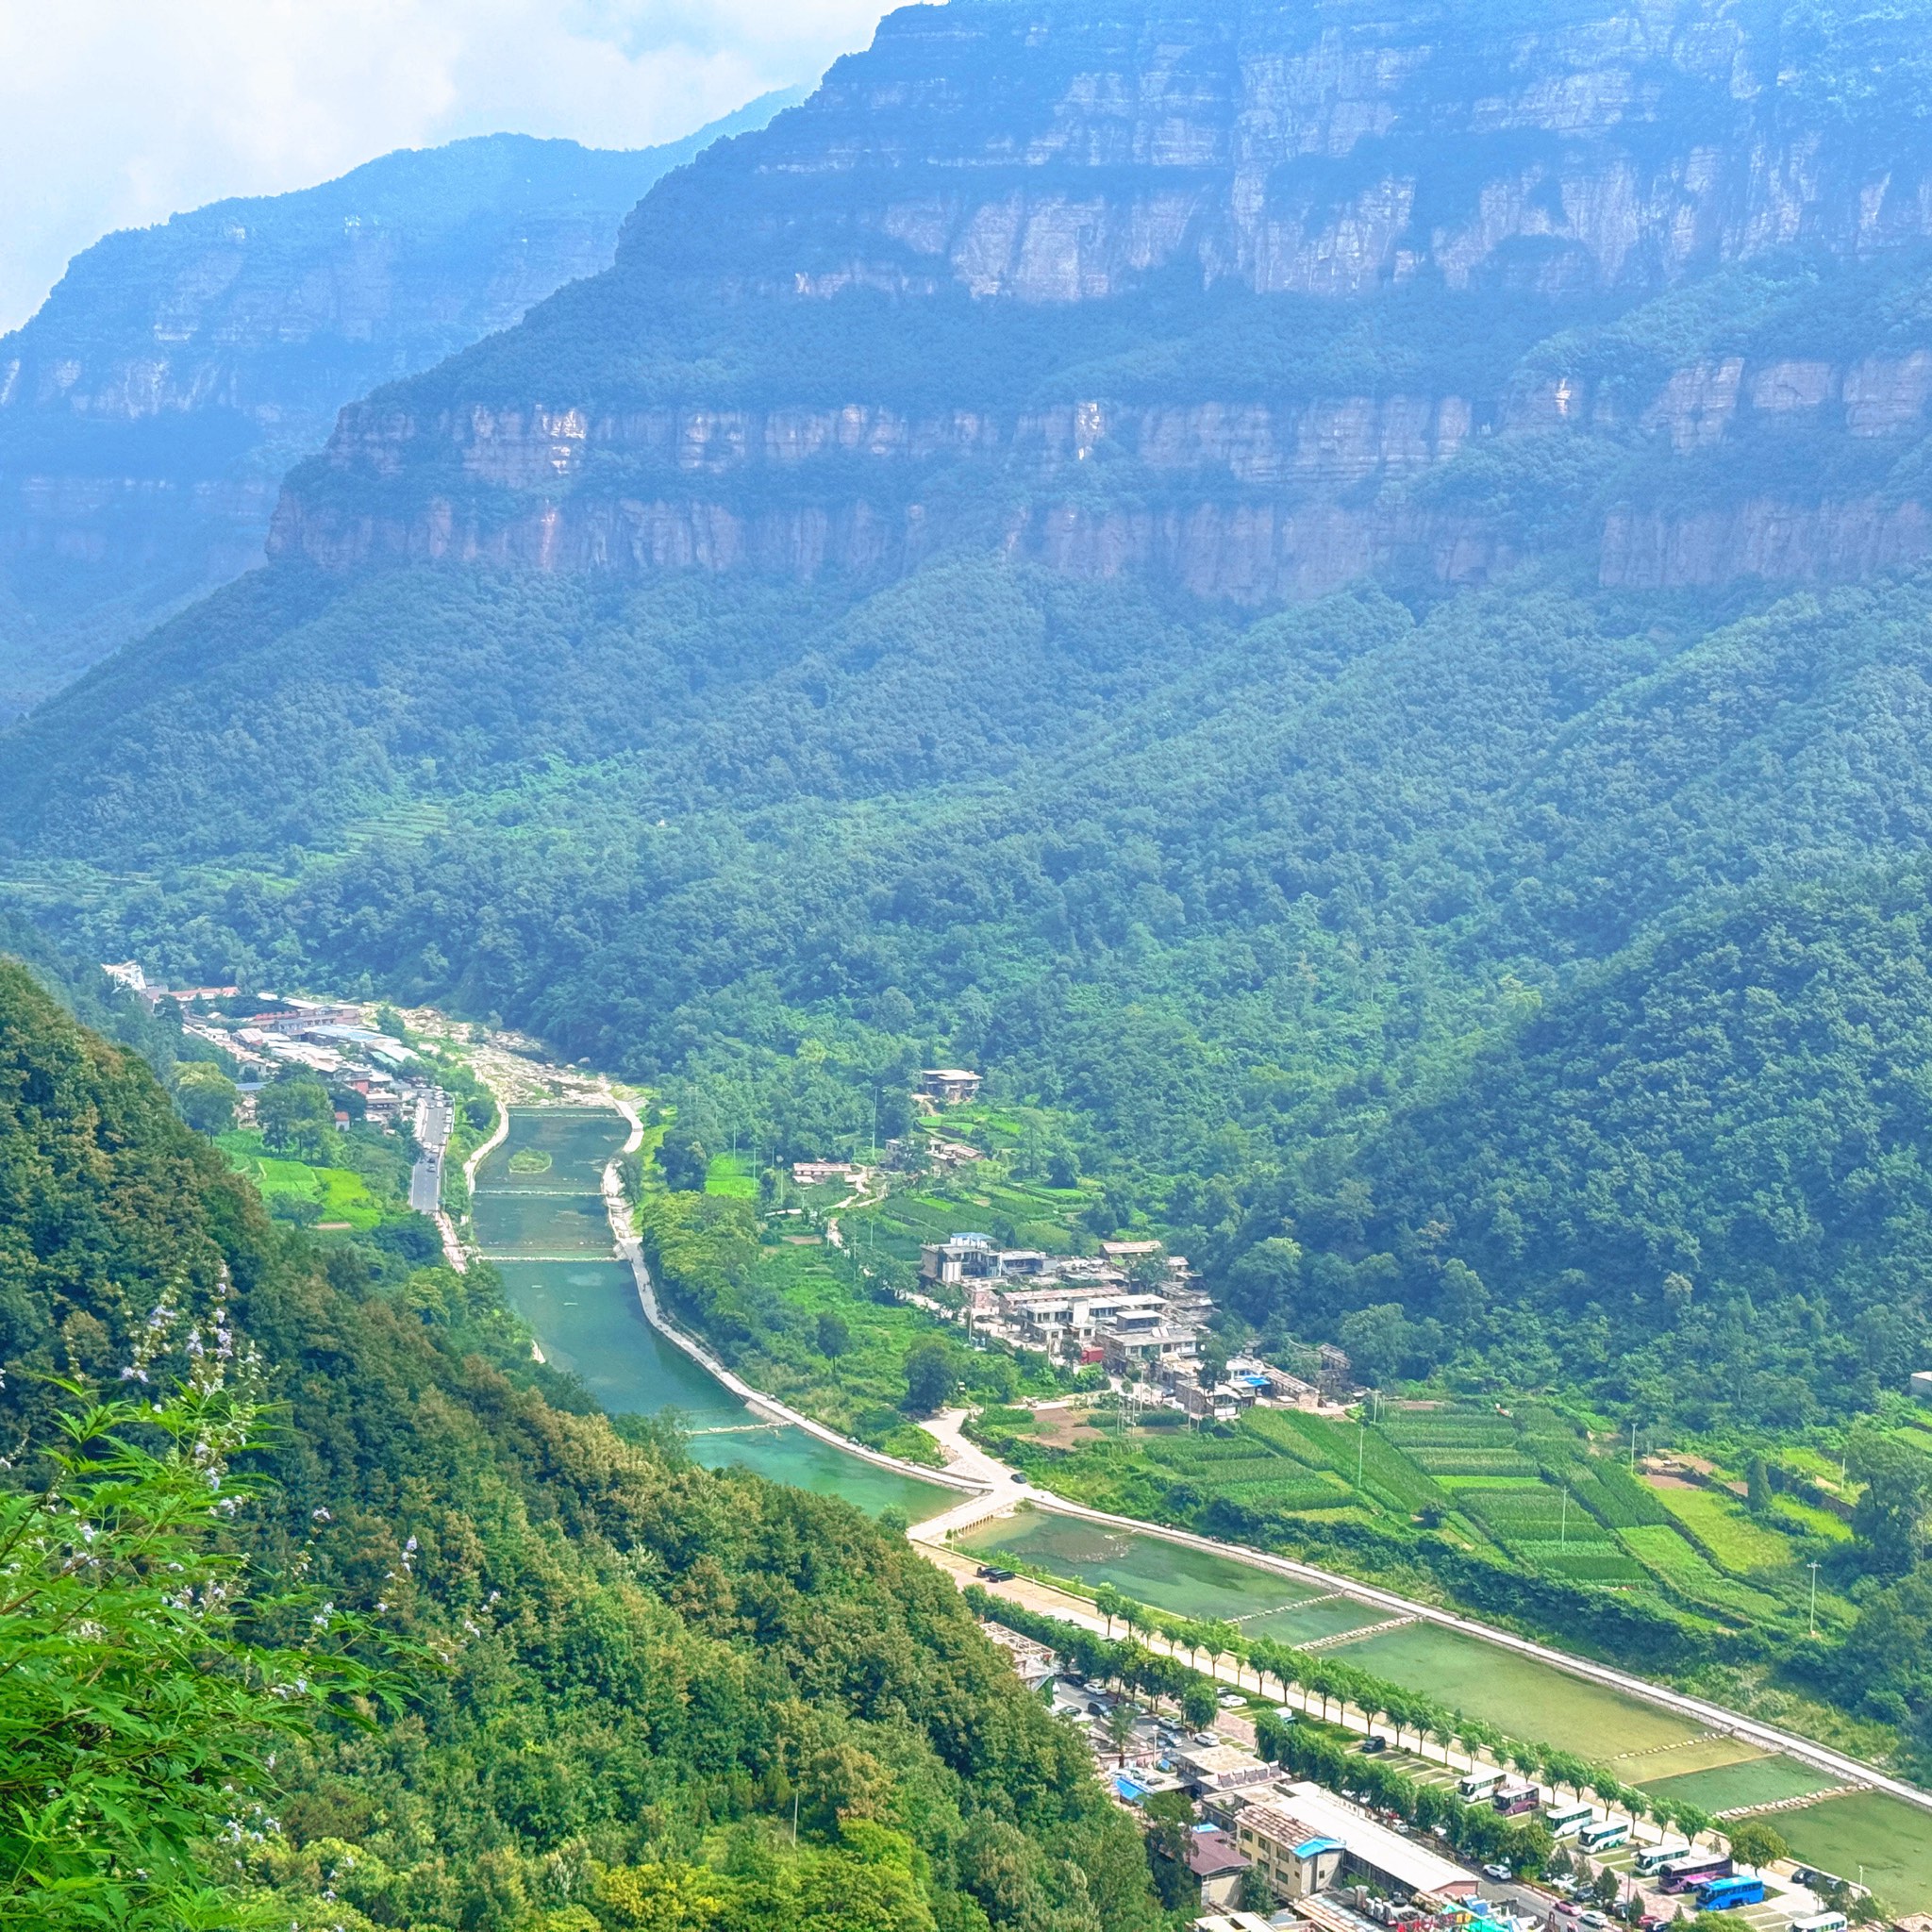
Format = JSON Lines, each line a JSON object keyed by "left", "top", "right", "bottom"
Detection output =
{"left": 259, "top": 0, "right": 1932, "bottom": 602}
{"left": 0, "top": 90, "right": 805, "bottom": 714}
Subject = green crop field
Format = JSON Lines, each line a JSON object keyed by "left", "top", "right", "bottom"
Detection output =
{"left": 1617, "top": 1525, "right": 1796, "bottom": 1623}
{"left": 704, "top": 1153, "right": 757, "bottom": 1198}
{"left": 221, "top": 1147, "right": 385, "bottom": 1226}
{"left": 1516, "top": 1541, "right": 1652, "bottom": 1584}
{"left": 1460, "top": 1485, "right": 1586, "bottom": 1541}
{"left": 1408, "top": 1448, "right": 1544, "bottom": 1476}
{"left": 1220, "top": 1474, "right": 1357, "bottom": 1510}
{"left": 1651, "top": 1484, "right": 1797, "bottom": 1573}
{"left": 1382, "top": 1413, "right": 1520, "bottom": 1449}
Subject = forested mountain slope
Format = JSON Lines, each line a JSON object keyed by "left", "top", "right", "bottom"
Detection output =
{"left": 0, "top": 957, "right": 1157, "bottom": 1931}
{"left": 11, "top": 0, "right": 1932, "bottom": 1430}
{"left": 0, "top": 92, "right": 800, "bottom": 716}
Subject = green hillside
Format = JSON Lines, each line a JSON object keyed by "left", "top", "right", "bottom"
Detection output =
{"left": 15, "top": 554, "right": 1932, "bottom": 1420}
{"left": 0, "top": 958, "right": 1157, "bottom": 1930}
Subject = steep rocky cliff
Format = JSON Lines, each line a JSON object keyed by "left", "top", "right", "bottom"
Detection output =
{"left": 0, "top": 93, "right": 801, "bottom": 714}
{"left": 265, "top": 0, "right": 1932, "bottom": 604}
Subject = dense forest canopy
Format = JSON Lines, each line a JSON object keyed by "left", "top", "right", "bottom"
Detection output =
{"left": 0, "top": 959, "right": 1158, "bottom": 1930}
{"left": 13, "top": 546, "right": 1932, "bottom": 1420}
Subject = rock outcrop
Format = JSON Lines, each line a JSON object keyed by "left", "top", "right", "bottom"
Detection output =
{"left": 0, "top": 97, "right": 801, "bottom": 713}
{"left": 265, "top": 0, "right": 1932, "bottom": 603}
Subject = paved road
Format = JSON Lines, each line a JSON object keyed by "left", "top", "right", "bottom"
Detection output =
{"left": 408, "top": 1087, "right": 454, "bottom": 1212}
{"left": 919, "top": 1415, "right": 1931, "bottom": 1824}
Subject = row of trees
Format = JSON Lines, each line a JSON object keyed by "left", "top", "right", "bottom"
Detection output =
{"left": 1033, "top": 1580, "right": 1736, "bottom": 1853}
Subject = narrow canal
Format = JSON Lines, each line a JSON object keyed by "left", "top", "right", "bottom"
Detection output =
{"left": 473, "top": 1105, "right": 950, "bottom": 1520}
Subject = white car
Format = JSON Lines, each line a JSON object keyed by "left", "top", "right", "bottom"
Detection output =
{"left": 1483, "top": 1864, "right": 1512, "bottom": 1882}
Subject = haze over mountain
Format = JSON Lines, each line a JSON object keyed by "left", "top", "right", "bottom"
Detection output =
{"left": 9, "top": 0, "right": 1932, "bottom": 1449}
{"left": 0, "top": 90, "right": 802, "bottom": 716}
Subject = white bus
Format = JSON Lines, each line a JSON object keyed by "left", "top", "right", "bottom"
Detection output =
{"left": 1636, "top": 1844, "right": 1691, "bottom": 1877}
{"left": 1579, "top": 1819, "right": 1629, "bottom": 1852}
{"left": 1459, "top": 1768, "right": 1507, "bottom": 1800}
{"left": 1788, "top": 1915, "right": 1847, "bottom": 1932}
{"left": 1545, "top": 1801, "right": 1593, "bottom": 1839}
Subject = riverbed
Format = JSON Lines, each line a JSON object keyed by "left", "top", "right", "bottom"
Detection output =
{"left": 471, "top": 1104, "right": 1932, "bottom": 1903}
{"left": 474, "top": 1106, "right": 948, "bottom": 1521}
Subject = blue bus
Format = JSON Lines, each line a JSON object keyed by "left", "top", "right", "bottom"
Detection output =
{"left": 1695, "top": 1876, "right": 1767, "bottom": 1912}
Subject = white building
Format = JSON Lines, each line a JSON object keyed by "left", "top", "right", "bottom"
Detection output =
{"left": 1238, "top": 1783, "right": 1476, "bottom": 1902}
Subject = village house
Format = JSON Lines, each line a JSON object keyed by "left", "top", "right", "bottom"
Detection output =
{"left": 791, "top": 1160, "right": 858, "bottom": 1186}
{"left": 1235, "top": 1784, "right": 1476, "bottom": 1902}
{"left": 918, "top": 1068, "right": 983, "bottom": 1104}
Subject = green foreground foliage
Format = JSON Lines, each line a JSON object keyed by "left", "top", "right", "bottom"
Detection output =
{"left": 0, "top": 958, "right": 1160, "bottom": 1932}
{"left": 0, "top": 1384, "right": 385, "bottom": 1932}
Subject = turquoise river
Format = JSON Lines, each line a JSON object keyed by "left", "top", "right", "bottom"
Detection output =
{"left": 475, "top": 1104, "right": 1932, "bottom": 1907}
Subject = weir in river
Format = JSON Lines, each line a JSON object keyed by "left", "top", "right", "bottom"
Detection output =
{"left": 472, "top": 1105, "right": 951, "bottom": 1519}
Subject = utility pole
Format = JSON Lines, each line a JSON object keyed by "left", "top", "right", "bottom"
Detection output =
{"left": 1629, "top": 1418, "right": 1639, "bottom": 1472}
{"left": 1808, "top": 1560, "right": 1821, "bottom": 1638}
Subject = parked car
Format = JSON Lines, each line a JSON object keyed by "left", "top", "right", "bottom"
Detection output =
{"left": 1217, "top": 1692, "right": 1244, "bottom": 1708}
{"left": 1580, "top": 1911, "right": 1609, "bottom": 1927}
{"left": 1191, "top": 1731, "right": 1218, "bottom": 1746}
{"left": 1358, "top": 1735, "right": 1388, "bottom": 1755}
{"left": 1483, "top": 1864, "right": 1512, "bottom": 1882}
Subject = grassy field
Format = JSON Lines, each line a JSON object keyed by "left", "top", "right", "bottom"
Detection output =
{"left": 1649, "top": 1482, "right": 1798, "bottom": 1573}
{"left": 704, "top": 1152, "right": 757, "bottom": 1198}
{"left": 217, "top": 1128, "right": 395, "bottom": 1228}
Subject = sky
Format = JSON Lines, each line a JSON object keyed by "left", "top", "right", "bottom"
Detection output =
{"left": 0, "top": 0, "right": 900, "bottom": 334}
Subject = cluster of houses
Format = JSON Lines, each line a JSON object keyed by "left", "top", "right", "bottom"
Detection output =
{"left": 1018, "top": 1648, "right": 1480, "bottom": 1922}
{"left": 104, "top": 966, "right": 428, "bottom": 1126}
{"left": 917, "top": 1230, "right": 1348, "bottom": 1411}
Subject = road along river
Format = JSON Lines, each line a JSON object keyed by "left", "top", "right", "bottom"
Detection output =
{"left": 467, "top": 1100, "right": 1932, "bottom": 1907}
{"left": 472, "top": 1104, "right": 958, "bottom": 1518}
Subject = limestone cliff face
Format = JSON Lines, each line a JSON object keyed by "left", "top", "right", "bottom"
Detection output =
{"left": 639, "top": 0, "right": 1932, "bottom": 304}
{"left": 0, "top": 100, "right": 801, "bottom": 713}
{"left": 271, "top": 388, "right": 1507, "bottom": 598}
{"left": 268, "top": 0, "right": 1932, "bottom": 602}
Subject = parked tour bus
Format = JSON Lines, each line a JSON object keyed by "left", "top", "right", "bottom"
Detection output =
{"left": 1659, "top": 1854, "right": 1734, "bottom": 1894}
{"left": 1492, "top": 1785, "right": 1540, "bottom": 1816}
{"left": 1544, "top": 1801, "right": 1593, "bottom": 1840}
{"left": 1788, "top": 1914, "right": 1847, "bottom": 1932}
{"left": 1636, "top": 1844, "right": 1692, "bottom": 1877}
{"left": 1696, "top": 1876, "right": 1767, "bottom": 1912}
{"left": 1460, "top": 1768, "right": 1507, "bottom": 1801}
{"left": 1579, "top": 1818, "right": 1629, "bottom": 1852}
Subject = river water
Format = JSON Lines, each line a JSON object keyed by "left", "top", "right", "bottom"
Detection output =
{"left": 474, "top": 1106, "right": 950, "bottom": 1519}
{"left": 473, "top": 1105, "right": 1932, "bottom": 1902}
